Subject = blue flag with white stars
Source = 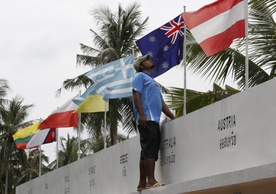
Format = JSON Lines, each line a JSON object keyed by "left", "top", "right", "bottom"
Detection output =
{"left": 136, "top": 15, "right": 184, "bottom": 78}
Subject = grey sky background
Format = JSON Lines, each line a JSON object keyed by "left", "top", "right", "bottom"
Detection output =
{"left": 1, "top": 0, "right": 238, "bottom": 161}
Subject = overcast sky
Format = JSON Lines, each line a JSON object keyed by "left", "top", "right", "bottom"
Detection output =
{"left": 1, "top": 0, "right": 233, "bottom": 161}
{"left": 0, "top": 0, "right": 222, "bottom": 120}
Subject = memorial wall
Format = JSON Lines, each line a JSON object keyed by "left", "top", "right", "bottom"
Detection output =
{"left": 16, "top": 78, "right": 276, "bottom": 194}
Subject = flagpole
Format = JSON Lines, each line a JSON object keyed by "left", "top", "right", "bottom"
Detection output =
{"left": 104, "top": 101, "right": 108, "bottom": 149}
{"left": 244, "top": 0, "right": 249, "bottom": 90}
{"left": 26, "top": 149, "right": 30, "bottom": 159}
{"left": 56, "top": 128, "right": 59, "bottom": 169}
{"left": 78, "top": 90, "right": 81, "bottom": 160}
{"left": 39, "top": 146, "right": 42, "bottom": 177}
{"left": 78, "top": 115, "right": 81, "bottom": 160}
{"left": 183, "top": 6, "right": 187, "bottom": 116}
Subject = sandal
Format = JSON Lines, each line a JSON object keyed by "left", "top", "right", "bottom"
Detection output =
{"left": 146, "top": 182, "right": 165, "bottom": 189}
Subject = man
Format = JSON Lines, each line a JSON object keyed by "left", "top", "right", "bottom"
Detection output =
{"left": 132, "top": 54, "right": 175, "bottom": 191}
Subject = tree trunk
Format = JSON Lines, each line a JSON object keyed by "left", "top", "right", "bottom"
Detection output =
{"left": 110, "top": 125, "right": 118, "bottom": 145}
{"left": 5, "top": 161, "right": 8, "bottom": 194}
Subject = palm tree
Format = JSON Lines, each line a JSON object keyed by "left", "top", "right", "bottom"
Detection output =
{"left": 0, "top": 79, "right": 9, "bottom": 194}
{"left": 166, "top": 0, "right": 275, "bottom": 116}
{"left": 59, "top": 2, "right": 148, "bottom": 146}
{"left": 15, "top": 148, "right": 50, "bottom": 186}
{"left": 0, "top": 138, "right": 25, "bottom": 194}
{"left": 48, "top": 134, "right": 95, "bottom": 168}
{"left": 0, "top": 79, "right": 9, "bottom": 107}
{"left": 166, "top": 84, "right": 240, "bottom": 117}
{"left": 58, "top": 134, "right": 78, "bottom": 167}
{"left": 185, "top": 0, "right": 276, "bottom": 90}
{"left": 0, "top": 96, "right": 33, "bottom": 194}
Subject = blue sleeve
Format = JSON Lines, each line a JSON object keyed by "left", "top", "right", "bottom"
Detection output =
{"left": 132, "top": 73, "right": 144, "bottom": 93}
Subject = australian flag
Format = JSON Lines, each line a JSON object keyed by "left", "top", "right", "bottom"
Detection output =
{"left": 136, "top": 15, "right": 185, "bottom": 78}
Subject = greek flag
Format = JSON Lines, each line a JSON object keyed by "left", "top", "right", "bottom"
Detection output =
{"left": 85, "top": 55, "right": 134, "bottom": 100}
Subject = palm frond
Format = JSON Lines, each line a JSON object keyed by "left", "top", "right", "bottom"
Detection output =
{"left": 186, "top": 0, "right": 275, "bottom": 89}
{"left": 166, "top": 84, "right": 240, "bottom": 117}
{"left": 55, "top": 74, "right": 92, "bottom": 97}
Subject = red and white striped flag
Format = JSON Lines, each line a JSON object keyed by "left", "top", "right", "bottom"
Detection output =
{"left": 182, "top": 0, "right": 246, "bottom": 57}
{"left": 26, "top": 96, "right": 79, "bottom": 148}
{"left": 39, "top": 95, "right": 79, "bottom": 129}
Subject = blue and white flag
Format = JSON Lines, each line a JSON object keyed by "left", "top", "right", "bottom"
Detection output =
{"left": 84, "top": 55, "right": 134, "bottom": 100}
{"left": 136, "top": 15, "right": 185, "bottom": 78}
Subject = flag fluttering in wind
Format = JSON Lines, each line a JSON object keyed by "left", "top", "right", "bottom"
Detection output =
{"left": 26, "top": 128, "right": 56, "bottom": 149}
{"left": 84, "top": 55, "right": 134, "bottom": 100}
{"left": 12, "top": 122, "right": 40, "bottom": 149}
{"left": 136, "top": 15, "right": 185, "bottom": 78}
{"left": 74, "top": 93, "right": 107, "bottom": 113}
{"left": 39, "top": 95, "right": 79, "bottom": 129}
{"left": 182, "top": 0, "right": 245, "bottom": 57}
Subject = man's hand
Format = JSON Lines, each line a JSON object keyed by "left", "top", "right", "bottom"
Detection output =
{"left": 138, "top": 114, "right": 147, "bottom": 128}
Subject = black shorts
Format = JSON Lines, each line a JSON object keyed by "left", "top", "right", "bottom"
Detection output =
{"left": 138, "top": 121, "right": 161, "bottom": 161}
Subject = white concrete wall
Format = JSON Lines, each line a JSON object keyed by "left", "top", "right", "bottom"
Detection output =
{"left": 160, "top": 78, "right": 276, "bottom": 184}
{"left": 16, "top": 78, "right": 276, "bottom": 194}
{"left": 16, "top": 137, "right": 147, "bottom": 194}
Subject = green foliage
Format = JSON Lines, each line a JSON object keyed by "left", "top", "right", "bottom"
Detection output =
{"left": 185, "top": 0, "right": 276, "bottom": 89}
{"left": 58, "top": 2, "right": 148, "bottom": 145}
{"left": 166, "top": 84, "right": 240, "bottom": 118}
{"left": 0, "top": 94, "right": 36, "bottom": 193}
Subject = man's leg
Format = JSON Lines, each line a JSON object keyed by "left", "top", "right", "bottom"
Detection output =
{"left": 137, "top": 159, "right": 147, "bottom": 190}
{"left": 145, "top": 158, "right": 157, "bottom": 187}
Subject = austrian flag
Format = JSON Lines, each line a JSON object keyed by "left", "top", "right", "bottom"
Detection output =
{"left": 182, "top": 0, "right": 246, "bottom": 57}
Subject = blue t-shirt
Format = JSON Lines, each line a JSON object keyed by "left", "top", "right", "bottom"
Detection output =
{"left": 132, "top": 72, "right": 163, "bottom": 124}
